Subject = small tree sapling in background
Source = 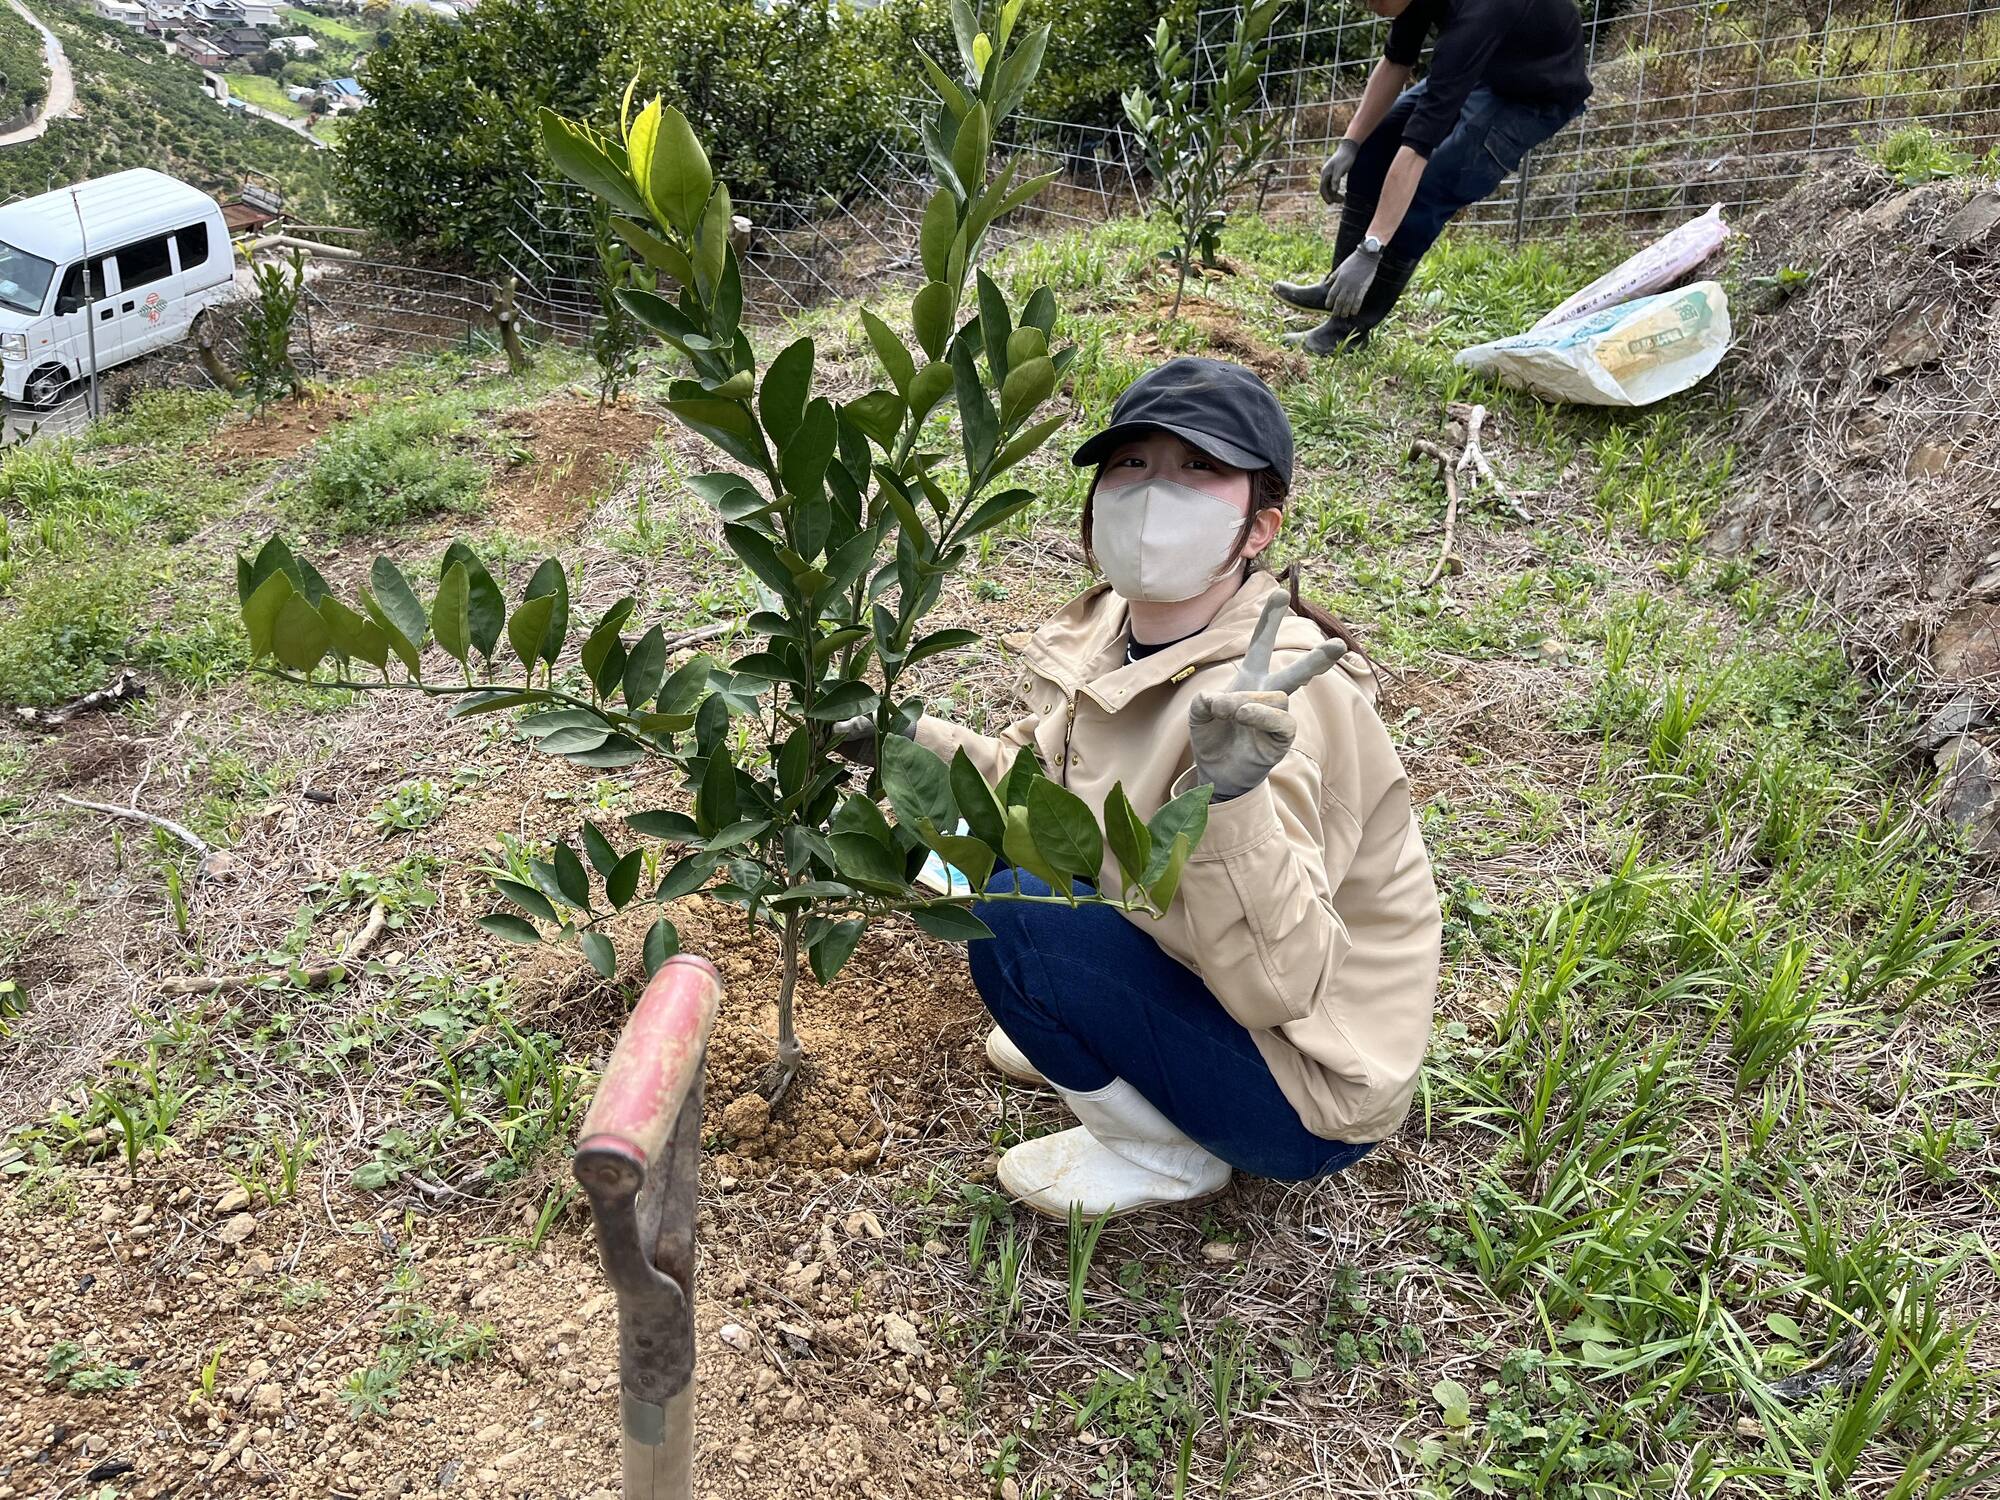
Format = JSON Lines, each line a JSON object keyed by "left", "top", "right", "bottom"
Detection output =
{"left": 589, "top": 203, "right": 650, "bottom": 406}
{"left": 238, "top": 248, "right": 308, "bottom": 408}
{"left": 229, "top": 0, "right": 1213, "bottom": 1106}
{"left": 1122, "top": 0, "right": 1283, "bottom": 318}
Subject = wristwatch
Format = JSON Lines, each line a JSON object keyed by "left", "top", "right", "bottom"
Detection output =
{"left": 1361, "top": 233, "right": 1384, "bottom": 255}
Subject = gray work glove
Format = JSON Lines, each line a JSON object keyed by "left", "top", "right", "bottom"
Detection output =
{"left": 1189, "top": 594, "right": 1350, "bottom": 800}
{"left": 828, "top": 713, "right": 913, "bottom": 767}
{"left": 1319, "top": 139, "right": 1360, "bottom": 204}
{"left": 1326, "top": 243, "right": 1381, "bottom": 319}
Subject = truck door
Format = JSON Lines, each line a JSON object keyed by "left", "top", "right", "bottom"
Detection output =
{"left": 48, "top": 252, "right": 114, "bottom": 386}
{"left": 107, "top": 232, "right": 178, "bottom": 362}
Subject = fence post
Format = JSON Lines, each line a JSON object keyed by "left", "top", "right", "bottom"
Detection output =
{"left": 1511, "top": 148, "right": 1534, "bottom": 248}
{"left": 300, "top": 283, "right": 317, "bottom": 376}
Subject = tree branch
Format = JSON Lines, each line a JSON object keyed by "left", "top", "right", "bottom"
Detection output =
{"left": 1411, "top": 439, "right": 1463, "bottom": 589}
{"left": 159, "top": 903, "right": 389, "bottom": 996}
{"left": 1447, "top": 402, "right": 1537, "bottom": 523}
{"left": 56, "top": 794, "right": 212, "bottom": 859}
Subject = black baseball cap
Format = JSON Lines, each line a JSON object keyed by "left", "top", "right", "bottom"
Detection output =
{"left": 1071, "top": 357, "right": 1293, "bottom": 488}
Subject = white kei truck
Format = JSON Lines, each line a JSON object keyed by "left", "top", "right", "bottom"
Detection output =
{"left": 0, "top": 169, "right": 233, "bottom": 408}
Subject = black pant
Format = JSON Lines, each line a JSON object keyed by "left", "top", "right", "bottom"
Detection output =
{"left": 1326, "top": 81, "right": 1583, "bottom": 336}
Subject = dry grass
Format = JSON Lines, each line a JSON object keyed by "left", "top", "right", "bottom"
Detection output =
{"left": 1727, "top": 164, "right": 2000, "bottom": 701}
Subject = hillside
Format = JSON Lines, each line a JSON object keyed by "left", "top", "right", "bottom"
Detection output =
{"left": 0, "top": 183, "right": 1993, "bottom": 1496}
{"left": 0, "top": 0, "right": 47, "bottom": 130}
{"left": 0, "top": 4, "right": 333, "bottom": 214}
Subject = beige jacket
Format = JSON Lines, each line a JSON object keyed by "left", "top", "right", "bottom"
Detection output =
{"left": 917, "top": 572, "right": 1441, "bottom": 1142}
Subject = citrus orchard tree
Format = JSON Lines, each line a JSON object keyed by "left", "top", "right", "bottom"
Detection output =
{"left": 1121, "top": 0, "right": 1282, "bottom": 318}
{"left": 233, "top": 0, "right": 1211, "bottom": 1101}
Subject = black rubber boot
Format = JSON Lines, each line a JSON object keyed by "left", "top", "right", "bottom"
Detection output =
{"left": 1293, "top": 250, "right": 1419, "bottom": 356}
{"left": 1271, "top": 199, "right": 1371, "bottom": 312}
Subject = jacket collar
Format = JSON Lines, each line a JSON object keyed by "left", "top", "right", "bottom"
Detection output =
{"left": 1007, "top": 572, "right": 1338, "bottom": 713}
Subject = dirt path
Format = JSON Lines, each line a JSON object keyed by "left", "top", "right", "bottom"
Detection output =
{"left": 0, "top": 0, "right": 73, "bottom": 148}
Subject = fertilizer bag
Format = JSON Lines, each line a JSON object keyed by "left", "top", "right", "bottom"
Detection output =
{"left": 1532, "top": 204, "right": 1730, "bottom": 331}
{"left": 1455, "top": 282, "right": 1731, "bottom": 407}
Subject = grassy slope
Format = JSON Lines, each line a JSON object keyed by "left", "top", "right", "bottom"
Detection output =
{"left": 276, "top": 5, "right": 372, "bottom": 79}
{"left": 0, "top": 8, "right": 334, "bottom": 215}
{"left": 225, "top": 70, "right": 306, "bottom": 119}
{"left": 0, "top": 0, "right": 46, "bottom": 126}
{"left": 0, "top": 210, "right": 1994, "bottom": 1498}
{"left": 282, "top": 5, "right": 372, "bottom": 47}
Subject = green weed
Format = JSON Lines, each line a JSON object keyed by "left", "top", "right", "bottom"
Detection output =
{"left": 1066, "top": 1203, "right": 1112, "bottom": 1331}
{"left": 339, "top": 1354, "right": 403, "bottom": 1418}
{"left": 1871, "top": 125, "right": 1975, "bottom": 186}
{"left": 295, "top": 402, "right": 487, "bottom": 534}
{"left": 88, "top": 387, "right": 235, "bottom": 451}
{"left": 369, "top": 778, "right": 450, "bottom": 833}
{"left": 44, "top": 1340, "right": 139, "bottom": 1394}
{"left": 0, "top": 558, "right": 142, "bottom": 706}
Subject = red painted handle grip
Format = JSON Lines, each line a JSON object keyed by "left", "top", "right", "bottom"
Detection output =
{"left": 577, "top": 955, "right": 722, "bottom": 1175}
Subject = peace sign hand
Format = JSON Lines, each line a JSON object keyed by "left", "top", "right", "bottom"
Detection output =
{"left": 1189, "top": 593, "right": 1350, "bottom": 799}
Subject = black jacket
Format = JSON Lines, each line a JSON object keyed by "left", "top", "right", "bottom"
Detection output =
{"left": 1385, "top": 0, "right": 1593, "bottom": 155}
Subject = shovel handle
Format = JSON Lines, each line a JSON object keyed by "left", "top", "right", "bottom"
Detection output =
{"left": 576, "top": 954, "right": 721, "bottom": 1186}
{"left": 575, "top": 954, "right": 722, "bottom": 1500}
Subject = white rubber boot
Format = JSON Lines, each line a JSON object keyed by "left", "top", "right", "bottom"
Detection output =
{"left": 985, "top": 1025, "right": 1049, "bottom": 1088}
{"left": 996, "top": 1079, "right": 1232, "bottom": 1220}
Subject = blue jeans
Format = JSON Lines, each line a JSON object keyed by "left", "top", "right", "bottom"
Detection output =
{"left": 967, "top": 871, "right": 1375, "bottom": 1182}
{"left": 1347, "top": 80, "right": 1583, "bottom": 261}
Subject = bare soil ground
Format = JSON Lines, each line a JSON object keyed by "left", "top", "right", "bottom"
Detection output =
{"left": 0, "top": 390, "right": 1683, "bottom": 1499}
{"left": 210, "top": 395, "right": 376, "bottom": 466}
{"left": 488, "top": 399, "right": 662, "bottom": 539}
{"left": 5, "top": 205, "right": 1997, "bottom": 1500}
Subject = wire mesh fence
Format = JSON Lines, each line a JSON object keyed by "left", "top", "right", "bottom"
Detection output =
{"left": 867, "top": 105, "right": 1150, "bottom": 244}
{"left": 499, "top": 174, "right": 928, "bottom": 329}
{"left": 1195, "top": 0, "right": 2000, "bottom": 235}
{"left": 29, "top": 1, "right": 2000, "bottom": 440}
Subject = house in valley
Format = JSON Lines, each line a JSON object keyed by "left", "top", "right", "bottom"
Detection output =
{"left": 210, "top": 24, "right": 271, "bottom": 57}
{"left": 316, "top": 75, "right": 367, "bottom": 110}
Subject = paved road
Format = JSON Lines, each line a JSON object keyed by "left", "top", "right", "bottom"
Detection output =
{"left": 0, "top": 0, "right": 74, "bottom": 148}
{"left": 235, "top": 97, "right": 330, "bottom": 150}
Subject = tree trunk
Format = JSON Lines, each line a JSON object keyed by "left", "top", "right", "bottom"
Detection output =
{"left": 1171, "top": 255, "right": 1189, "bottom": 321}
{"left": 494, "top": 276, "right": 531, "bottom": 376}
{"left": 759, "top": 908, "right": 806, "bottom": 1107}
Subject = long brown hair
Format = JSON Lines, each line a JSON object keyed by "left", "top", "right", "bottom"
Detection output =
{"left": 1080, "top": 462, "right": 1368, "bottom": 663}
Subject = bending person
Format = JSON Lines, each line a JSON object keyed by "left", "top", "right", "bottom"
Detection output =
{"left": 915, "top": 358, "right": 1442, "bottom": 1218}
{"left": 1274, "top": 0, "right": 1593, "bottom": 354}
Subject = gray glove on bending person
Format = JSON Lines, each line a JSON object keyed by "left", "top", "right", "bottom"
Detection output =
{"left": 1319, "top": 139, "right": 1360, "bottom": 204}
{"left": 1189, "top": 593, "right": 1350, "bottom": 800}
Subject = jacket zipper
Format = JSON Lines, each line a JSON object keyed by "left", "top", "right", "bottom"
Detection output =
{"left": 1061, "top": 693, "right": 1077, "bottom": 788}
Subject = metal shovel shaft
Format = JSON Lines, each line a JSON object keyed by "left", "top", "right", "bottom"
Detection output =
{"left": 574, "top": 954, "right": 722, "bottom": 1500}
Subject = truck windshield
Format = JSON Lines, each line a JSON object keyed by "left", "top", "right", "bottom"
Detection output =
{"left": 0, "top": 241, "right": 55, "bottom": 315}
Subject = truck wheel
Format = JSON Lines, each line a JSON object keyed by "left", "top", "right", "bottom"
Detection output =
{"left": 20, "top": 364, "right": 72, "bottom": 410}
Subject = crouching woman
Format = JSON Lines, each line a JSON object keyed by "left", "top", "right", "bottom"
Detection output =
{"left": 916, "top": 358, "right": 1442, "bottom": 1220}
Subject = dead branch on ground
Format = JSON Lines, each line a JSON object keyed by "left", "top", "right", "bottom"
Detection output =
{"left": 158, "top": 903, "right": 389, "bottom": 997}
{"left": 1447, "top": 402, "right": 1538, "bottom": 522}
{"left": 662, "top": 621, "right": 732, "bottom": 653}
{"left": 1410, "top": 439, "right": 1462, "bottom": 589}
{"left": 16, "top": 670, "right": 147, "bottom": 728}
{"left": 56, "top": 793, "right": 212, "bottom": 859}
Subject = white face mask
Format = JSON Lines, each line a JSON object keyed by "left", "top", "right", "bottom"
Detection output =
{"left": 1089, "top": 478, "right": 1246, "bottom": 603}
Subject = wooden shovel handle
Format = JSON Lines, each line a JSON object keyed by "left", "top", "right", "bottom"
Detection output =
{"left": 576, "top": 955, "right": 721, "bottom": 1183}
